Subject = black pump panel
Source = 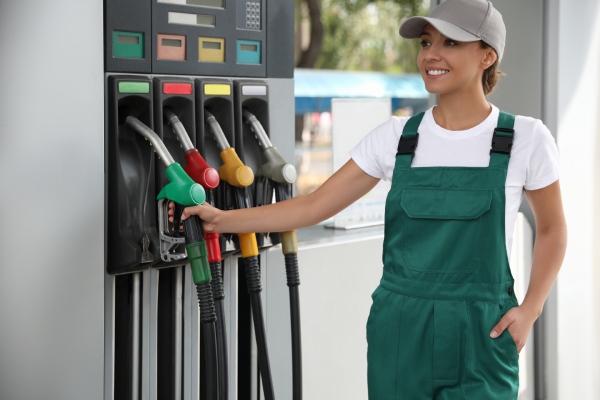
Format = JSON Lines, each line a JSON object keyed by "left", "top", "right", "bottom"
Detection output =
{"left": 106, "top": 75, "right": 159, "bottom": 274}
{"left": 233, "top": 80, "right": 269, "bottom": 170}
{"left": 234, "top": 79, "right": 274, "bottom": 248}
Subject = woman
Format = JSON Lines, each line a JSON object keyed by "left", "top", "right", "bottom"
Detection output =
{"left": 175, "top": 0, "right": 567, "bottom": 397}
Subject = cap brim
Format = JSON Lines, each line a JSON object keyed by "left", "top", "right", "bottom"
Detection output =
{"left": 399, "top": 16, "right": 481, "bottom": 43}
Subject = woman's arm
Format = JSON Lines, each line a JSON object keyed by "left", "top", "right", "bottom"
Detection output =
{"left": 180, "top": 159, "right": 380, "bottom": 234}
{"left": 490, "top": 180, "right": 567, "bottom": 352}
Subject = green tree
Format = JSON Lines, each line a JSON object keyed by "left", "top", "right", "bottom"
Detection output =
{"left": 295, "top": 0, "right": 428, "bottom": 72}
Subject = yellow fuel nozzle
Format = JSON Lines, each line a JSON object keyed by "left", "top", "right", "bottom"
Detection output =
{"left": 218, "top": 147, "right": 254, "bottom": 187}
{"left": 238, "top": 233, "right": 259, "bottom": 257}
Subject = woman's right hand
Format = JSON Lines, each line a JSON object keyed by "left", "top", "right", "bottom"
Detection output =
{"left": 168, "top": 201, "right": 222, "bottom": 233}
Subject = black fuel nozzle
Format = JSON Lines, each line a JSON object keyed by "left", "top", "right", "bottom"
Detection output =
{"left": 242, "top": 109, "right": 297, "bottom": 185}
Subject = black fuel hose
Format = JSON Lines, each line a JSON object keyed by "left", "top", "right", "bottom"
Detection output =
{"left": 274, "top": 182, "right": 302, "bottom": 400}
{"left": 176, "top": 204, "right": 220, "bottom": 400}
{"left": 196, "top": 280, "right": 219, "bottom": 400}
{"left": 228, "top": 184, "right": 275, "bottom": 400}
{"left": 244, "top": 254, "right": 275, "bottom": 400}
{"left": 204, "top": 189, "right": 228, "bottom": 400}
{"left": 210, "top": 259, "right": 228, "bottom": 400}
{"left": 285, "top": 253, "right": 302, "bottom": 400}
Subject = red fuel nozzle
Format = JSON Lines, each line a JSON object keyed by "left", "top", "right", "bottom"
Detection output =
{"left": 205, "top": 232, "right": 222, "bottom": 263}
{"left": 184, "top": 148, "right": 220, "bottom": 190}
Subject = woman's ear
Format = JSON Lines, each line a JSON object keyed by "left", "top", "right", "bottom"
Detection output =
{"left": 483, "top": 49, "right": 498, "bottom": 68}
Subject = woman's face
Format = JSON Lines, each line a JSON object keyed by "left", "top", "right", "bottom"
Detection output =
{"left": 417, "top": 24, "right": 495, "bottom": 97}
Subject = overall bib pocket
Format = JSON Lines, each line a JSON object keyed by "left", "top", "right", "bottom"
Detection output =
{"left": 400, "top": 187, "right": 493, "bottom": 273}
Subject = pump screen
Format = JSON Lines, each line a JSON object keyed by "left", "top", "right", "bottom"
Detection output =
{"left": 162, "top": 38, "right": 182, "bottom": 47}
{"left": 240, "top": 44, "right": 257, "bottom": 52}
{"left": 158, "top": 0, "right": 224, "bottom": 8}
{"left": 168, "top": 12, "right": 216, "bottom": 27}
{"left": 202, "top": 41, "right": 221, "bottom": 50}
{"left": 118, "top": 35, "right": 140, "bottom": 45}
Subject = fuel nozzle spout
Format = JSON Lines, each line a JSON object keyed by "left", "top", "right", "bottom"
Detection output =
{"left": 164, "top": 108, "right": 194, "bottom": 152}
{"left": 205, "top": 110, "right": 231, "bottom": 153}
{"left": 242, "top": 109, "right": 297, "bottom": 185}
{"left": 204, "top": 110, "right": 254, "bottom": 188}
{"left": 242, "top": 109, "right": 272, "bottom": 151}
{"left": 125, "top": 116, "right": 205, "bottom": 206}
{"left": 126, "top": 116, "right": 175, "bottom": 166}
{"left": 164, "top": 108, "right": 220, "bottom": 190}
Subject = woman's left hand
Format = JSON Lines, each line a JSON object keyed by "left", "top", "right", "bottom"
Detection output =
{"left": 489, "top": 305, "right": 539, "bottom": 353}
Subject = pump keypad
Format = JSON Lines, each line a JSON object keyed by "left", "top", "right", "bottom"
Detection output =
{"left": 245, "top": 2, "right": 261, "bottom": 30}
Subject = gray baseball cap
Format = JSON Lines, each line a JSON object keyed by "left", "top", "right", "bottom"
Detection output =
{"left": 399, "top": 0, "right": 506, "bottom": 62}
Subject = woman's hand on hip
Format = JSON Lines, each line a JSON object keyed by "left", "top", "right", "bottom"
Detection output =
{"left": 490, "top": 304, "right": 538, "bottom": 353}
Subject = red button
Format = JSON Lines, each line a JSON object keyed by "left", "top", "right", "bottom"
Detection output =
{"left": 163, "top": 83, "right": 193, "bottom": 95}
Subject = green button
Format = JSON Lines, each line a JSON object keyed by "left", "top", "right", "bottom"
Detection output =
{"left": 113, "top": 31, "right": 144, "bottom": 59}
{"left": 118, "top": 82, "right": 150, "bottom": 94}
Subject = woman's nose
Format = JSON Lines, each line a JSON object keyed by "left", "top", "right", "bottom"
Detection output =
{"left": 424, "top": 43, "right": 442, "bottom": 61}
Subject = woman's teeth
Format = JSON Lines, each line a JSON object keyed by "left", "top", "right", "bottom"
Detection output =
{"left": 428, "top": 70, "right": 449, "bottom": 76}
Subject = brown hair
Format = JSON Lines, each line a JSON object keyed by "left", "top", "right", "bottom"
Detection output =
{"left": 480, "top": 41, "right": 504, "bottom": 95}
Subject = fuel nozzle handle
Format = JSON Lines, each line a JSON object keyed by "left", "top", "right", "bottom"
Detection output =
{"left": 164, "top": 108, "right": 220, "bottom": 190}
{"left": 173, "top": 204, "right": 213, "bottom": 285}
{"left": 204, "top": 110, "right": 254, "bottom": 188}
{"left": 242, "top": 109, "right": 297, "bottom": 185}
{"left": 125, "top": 116, "right": 205, "bottom": 206}
{"left": 259, "top": 147, "right": 297, "bottom": 185}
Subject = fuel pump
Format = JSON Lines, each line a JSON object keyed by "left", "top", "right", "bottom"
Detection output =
{"left": 103, "top": 0, "right": 298, "bottom": 397}
{"left": 125, "top": 116, "right": 220, "bottom": 400}
{"left": 243, "top": 109, "right": 303, "bottom": 400}
{"left": 164, "top": 108, "right": 229, "bottom": 400}
{"left": 205, "top": 110, "right": 276, "bottom": 400}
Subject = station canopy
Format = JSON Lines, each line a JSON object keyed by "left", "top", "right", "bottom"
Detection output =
{"left": 294, "top": 68, "right": 428, "bottom": 115}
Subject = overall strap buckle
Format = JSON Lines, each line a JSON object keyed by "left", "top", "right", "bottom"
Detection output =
{"left": 490, "top": 127, "right": 514, "bottom": 156}
{"left": 396, "top": 112, "right": 424, "bottom": 160}
{"left": 397, "top": 133, "right": 419, "bottom": 157}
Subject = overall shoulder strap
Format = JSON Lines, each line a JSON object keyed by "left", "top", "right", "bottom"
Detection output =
{"left": 489, "top": 110, "right": 515, "bottom": 169}
{"left": 396, "top": 112, "right": 425, "bottom": 168}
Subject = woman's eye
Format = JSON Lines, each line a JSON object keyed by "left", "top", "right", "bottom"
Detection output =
{"left": 420, "top": 40, "right": 430, "bottom": 48}
{"left": 445, "top": 40, "right": 458, "bottom": 46}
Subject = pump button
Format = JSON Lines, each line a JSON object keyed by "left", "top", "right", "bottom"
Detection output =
{"left": 163, "top": 83, "right": 193, "bottom": 95}
{"left": 281, "top": 164, "right": 298, "bottom": 184}
{"left": 118, "top": 81, "right": 150, "bottom": 94}
{"left": 190, "top": 184, "right": 206, "bottom": 205}
{"left": 235, "top": 165, "right": 255, "bottom": 187}
{"left": 203, "top": 168, "right": 221, "bottom": 190}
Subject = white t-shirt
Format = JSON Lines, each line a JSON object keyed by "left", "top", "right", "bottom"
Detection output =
{"left": 349, "top": 104, "right": 560, "bottom": 257}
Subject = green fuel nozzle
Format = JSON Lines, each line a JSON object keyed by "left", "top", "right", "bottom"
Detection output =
{"left": 242, "top": 109, "right": 297, "bottom": 184}
{"left": 158, "top": 163, "right": 206, "bottom": 206}
{"left": 126, "top": 116, "right": 210, "bottom": 284}
{"left": 125, "top": 116, "right": 206, "bottom": 206}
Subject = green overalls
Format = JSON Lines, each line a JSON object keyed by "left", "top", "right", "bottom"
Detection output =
{"left": 367, "top": 112, "right": 520, "bottom": 399}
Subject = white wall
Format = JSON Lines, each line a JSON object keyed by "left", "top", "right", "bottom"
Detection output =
{"left": 0, "top": 1, "right": 105, "bottom": 399}
{"left": 555, "top": 0, "right": 600, "bottom": 399}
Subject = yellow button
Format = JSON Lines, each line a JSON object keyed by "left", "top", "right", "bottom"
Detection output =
{"left": 204, "top": 84, "right": 231, "bottom": 96}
